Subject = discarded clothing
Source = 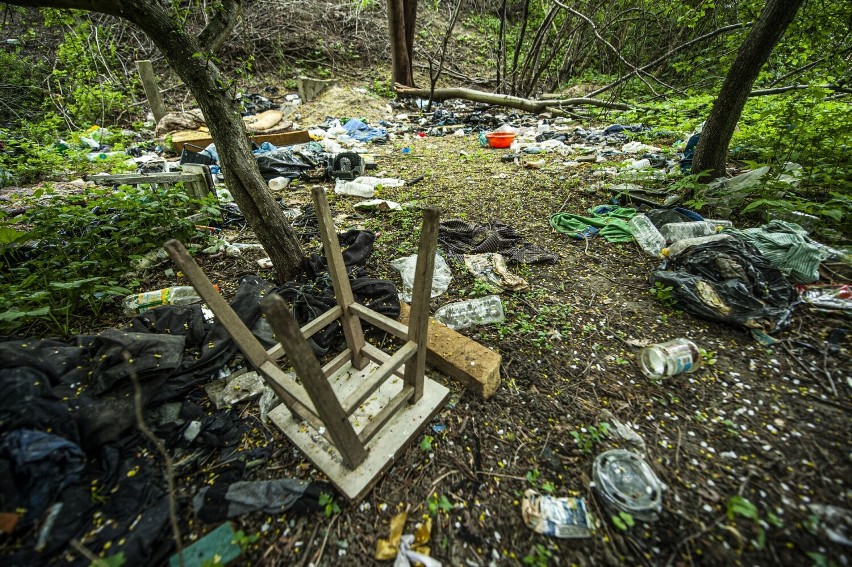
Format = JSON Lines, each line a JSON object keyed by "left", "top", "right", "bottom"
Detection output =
{"left": 734, "top": 220, "right": 828, "bottom": 284}
{"left": 652, "top": 234, "right": 798, "bottom": 332}
{"left": 463, "top": 253, "right": 529, "bottom": 291}
{"left": 439, "top": 219, "right": 558, "bottom": 264}
{"left": 342, "top": 118, "right": 388, "bottom": 143}
{"left": 550, "top": 205, "right": 636, "bottom": 242}
{"left": 193, "top": 478, "right": 327, "bottom": 523}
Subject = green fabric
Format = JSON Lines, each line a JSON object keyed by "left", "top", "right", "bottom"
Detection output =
{"left": 734, "top": 220, "right": 827, "bottom": 284}
{"left": 550, "top": 206, "right": 637, "bottom": 243}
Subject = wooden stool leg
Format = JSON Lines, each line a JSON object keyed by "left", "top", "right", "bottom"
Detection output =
{"left": 262, "top": 294, "right": 368, "bottom": 469}
{"left": 311, "top": 186, "right": 368, "bottom": 369}
{"left": 404, "top": 207, "right": 440, "bottom": 403}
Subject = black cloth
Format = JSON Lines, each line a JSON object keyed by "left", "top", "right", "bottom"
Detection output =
{"left": 193, "top": 478, "right": 328, "bottom": 523}
{"left": 439, "top": 219, "right": 559, "bottom": 264}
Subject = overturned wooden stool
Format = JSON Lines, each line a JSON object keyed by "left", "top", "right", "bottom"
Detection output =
{"left": 164, "top": 187, "right": 449, "bottom": 501}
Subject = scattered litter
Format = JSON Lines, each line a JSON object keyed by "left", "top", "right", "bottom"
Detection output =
{"left": 433, "top": 295, "right": 505, "bottom": 330}
{"left": 375, "top": 512, "right": 440, "bottom": 566}
{"left": 735, "top": 220, "right": 829, "bottom": 284}
{"left": 550, "top": 205, "right": 636, "bottom": 243}
{"left": 205, "top": 371, "right": 268, "bottom": 409}
{"left": 652, "top": 234, "right": 798, "bottom": 332}
{"left": 622, "top": 141, "right": 661, "bottom": 154}
{"left": 193, "top": 479, "right": 328, "bottom": 522}
{"left": 807, "top": 504, "right": 852, "bottom": 547}
{"left": 638, "top": 338, "right": 701, "bottom": 379}
{"left": 391, "top": 253, "right": 452, "bottom": 302}
{"left": 521, "top": 490, "right": 595, "bottom": 538}
{"left": 592, "top": 449, "right": 663, "bottom": 522}
{"left": 169, "top": 522, "right": 241, "bottom": 567}
{"left": 797, "top": 284, "right": 852, "bottom": 313}
{"left": 704, "top": 166, "right": 770, "bottom": 215}
{"left": 354, "top": 199, "right": 403, "bottom": 212}
{"left": 463, "top": 253, "right": 529, "bottom": 291}
{"left": 439, "top": 219, "right": 558, "bottom": 264}
{"left": 601, "top": 410, "right": 647, "bottom": 456}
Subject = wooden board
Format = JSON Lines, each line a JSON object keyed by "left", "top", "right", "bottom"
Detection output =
{"left": 170, "top": 129, "right": 312, "bottom": 153}
{"left": 268, "top": 360, "right": 449, "bottom": 502}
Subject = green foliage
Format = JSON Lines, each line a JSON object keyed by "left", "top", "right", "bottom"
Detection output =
{"left": 90, "top": 552, "right": 126, "bottom": 567}
{"left": 50, "top": 17, "right": 131, "bottom": 126}
{"left": 370, "top": 79, "right": 396, "bottom": 99}
{"left": 427, "top": 493, "right": 453, "bottom": 515}
{"left": 522, "top": 543, "right": 552, "bottom": 567}
{"left": 318, "top": 492, "right": 341, "bottom": 517}
{"left": 525, "top": 468, "right": 555, "bottom": 493}
{"left": 570, "top": 423, "right": 611, "bottom": 454}
{"left": 611, "top": 511, "right": 635, "bottom": 531}
{"left": 420, "top": 434, "right": 434, "bottom": 452}
{"left": 0, "top": 47, "right": 48, "bottom": 125}
{"left": 726, "top": 495, "right": 767, "bottom": 550}
{"left": 649, "top": 281, "right": 675, "bottom": 307}
{"left": 230, "top": 529, "right": 261, "bottom": 550}
{"left": 0, "top": 184, "right": 215, "bottom": 335}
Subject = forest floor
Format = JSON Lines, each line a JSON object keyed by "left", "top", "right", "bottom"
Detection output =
{"left": 3, "top": 85, "right": 851, "bottom": 566}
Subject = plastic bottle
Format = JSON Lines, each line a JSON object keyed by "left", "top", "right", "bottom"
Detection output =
{"left": 268, "top": 177, "right": 290, "bottom": 191}
{"left": 122, "top": 285, "right": 218, "bottom": 317}
{"left": 628, "top": 214, "right": 665, "bottom": 257}
{"left": 661, "top": 233, "right": 732, "bottom": 258}
{"left": 433, "top": 295, "right": 505, "bottom": 330}
{"left": 131, "top": 248, "right": 169, "bottom": 270}
{"left": 638, "top": 338, "right": 701, "bottom": 379}
{"left": 659, "top": 221, "right": 720, "bottom": 242}
{"left": 334, "top": 179, "right": 374, "bottom": 198}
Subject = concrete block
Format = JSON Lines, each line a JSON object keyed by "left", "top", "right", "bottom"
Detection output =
{"left": 298, "top": 77, "right": 339, "bottom": 102}
{"left": 398, "top": 303, "right": 501, "bottom": 399}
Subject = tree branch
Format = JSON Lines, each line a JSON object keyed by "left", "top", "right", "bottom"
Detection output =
{"left": 749, "top": 84, "right": 852, "bottom": 96}
{"left": 587, "top": 22, "right": 749, "bottom": 98}
{"left": 394, "top": 83, "right": 631, "bottom": 111}
{"left": 198, "top": 0, "right": 241, "bottom": 54}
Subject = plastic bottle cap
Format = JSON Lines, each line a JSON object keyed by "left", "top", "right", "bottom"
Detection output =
{"left": 661, "top": 248, "right": 670, "bottom": 257}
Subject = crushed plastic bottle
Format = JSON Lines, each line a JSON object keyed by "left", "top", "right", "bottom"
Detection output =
{"left": 628, "top": 214, "right": 665, "bottom": 257}
{"left": 591, "top": 449, "right": 663, "bottom": 522}
{"left": 131, "top": 248, "right": 169, "bottom": 270}
{"left": 659, "top": 221, "right": 720, "bottom": 242}
{"left": 268, "top": 177, "right": 290, "bottom": 191}
{"left": 638, "top": 338, "right": 701, "bottom": 379}
{"left": 661, "top": 233, "right": 732, "bottom": 258}
{"left": 433, "top": 295, "right": 504, "bottom": 330}
{"left": 122, "top": 285, "right": 218, "bottom": 317}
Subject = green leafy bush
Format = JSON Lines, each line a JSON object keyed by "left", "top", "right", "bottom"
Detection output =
{"left": 0, "top": 184, "right": 217, "bottom": 336}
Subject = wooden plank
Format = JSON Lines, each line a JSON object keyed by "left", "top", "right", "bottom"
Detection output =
{"left": 348, "top": 303, "right": 409, "bottom": 341}
{"left": 163, "top": 240, "right": 270, "bottom": 369}
{"left": 261, "top": 294, "right": 367, "bottom": 469}
{"left": 358, "top": 385, "right": 414, "bottom": 445}
{"left": 136, "top": 60, "right": 167, "bottom": 125}
{"left": 361, "top": 343, "right": 405, "bottom": 379}
{"left": 404, "top": 207, "right": 440, "bottom": 402}
{"left": 342, "top": 341, "right": 417, "bottom": 415}
{"left": 170, "top": 129, "right": 312, "bottom": 154}
{"left": 259, "top": 361, "right": 317, "bottom": 417}
{"left": 265, "top": 305, "right": 344, "bottom": 360}
{"left": 87, "top": 173, "right": 196, "bottom": 185}
{"left": 267, "top": 364, "right": 449, "bottom": 501}
{"left": 322, "top": 348, "right": 352, "bottom": 378}
{"left": 301, "top": 305, "right": 343, "bottom": 339}
{"left": 398, "top": 302, "right": 501, "bottom": 400}
{"left": 311, "top": 186, "right": 367, "bottom": 369}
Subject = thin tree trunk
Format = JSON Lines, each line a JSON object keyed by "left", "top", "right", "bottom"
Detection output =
{"left": 6, "top": 0, "right": 306, "bottom": 282}
{"left": 691, "top": 0, "right": 805, "bottom": 180}
{"left": 388, "top": 0, "right": 414, "bottom": 86}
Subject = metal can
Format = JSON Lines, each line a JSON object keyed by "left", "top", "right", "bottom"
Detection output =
{"left": 638, "top": 338, "right": 701, "bottom": 378}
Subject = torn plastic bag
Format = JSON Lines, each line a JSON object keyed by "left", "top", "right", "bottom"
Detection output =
{"left": 391, "top": 253, "right": 452, "bottom": 302}
{"left": 651, "top": 235, "right": 798, "bottom": 332}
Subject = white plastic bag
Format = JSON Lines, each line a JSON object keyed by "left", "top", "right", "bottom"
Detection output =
{"left": 390, "top": 254, "right": 452, "bottom": 302}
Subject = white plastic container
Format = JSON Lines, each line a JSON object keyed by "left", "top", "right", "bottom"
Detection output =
{"left": 628, "top": 214, "right": 665, "bottom": 257}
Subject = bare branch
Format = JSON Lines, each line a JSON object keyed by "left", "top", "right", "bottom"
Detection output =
{"left": 749, "top": 84, "right": 852, "bottom": 96}
{"left": 394, "top": 83, "right": 632, "bottom": 111}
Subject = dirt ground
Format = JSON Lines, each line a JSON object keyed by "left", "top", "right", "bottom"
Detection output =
{"left": 3, "top": 88, "right": 850, "bottom": 566}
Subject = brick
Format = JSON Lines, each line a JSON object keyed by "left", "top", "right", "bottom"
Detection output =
{"left": 398, "top": 303, "right": 501, "bottom": 399}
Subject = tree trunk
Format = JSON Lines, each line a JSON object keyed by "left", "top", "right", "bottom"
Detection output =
{"left": 6, "top": 0, "right": 305, "bottom": 283}
{"left": 388, "top": 0, "right": 415, "bottom": 86}
{"left": 691, "top": 0, "right": 804, "bottom": 181}
{"left": 394, "top": 83, "right": 632, "bottom": 111}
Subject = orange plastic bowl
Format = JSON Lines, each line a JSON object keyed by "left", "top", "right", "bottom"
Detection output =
{"left": 485, "top": 132, "right": 516, "bottom": 148}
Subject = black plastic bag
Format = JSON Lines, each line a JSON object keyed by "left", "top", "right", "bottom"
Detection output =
{"left": 651, "top": 235, "right": 798, "bottom": 332}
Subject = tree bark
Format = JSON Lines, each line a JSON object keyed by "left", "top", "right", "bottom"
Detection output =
{"left": 394, "top": 83, "right": 632, "bottom": 111}
{"left": 388, "top": 0, "right": 415, "bottom": 86}
{"left": 5, "top": 0, "right": 305, "bottom": 282}
{"left": 691, "top": 0, "right": 805, "bottom": 181}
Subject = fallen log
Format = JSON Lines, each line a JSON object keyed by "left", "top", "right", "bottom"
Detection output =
{"left": 393, "top": 84, "right": 632, "bottom": 112}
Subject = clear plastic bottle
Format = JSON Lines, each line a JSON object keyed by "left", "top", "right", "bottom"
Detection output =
{"left": 122, "top": 285, "right": 217, "bottom": 317}
{"left": 433, "top": 295, "right": 505, "bottom": 330}
{"left": 661, "top": 233, "right": 732, "bottom": 258}
{"left": 628, "top": 214, "right": 665, "bottom": 257}
{"left": 659, "top": 221, "right": 720, "bottom": 242}
{"left": 131, "top": 248, "right": 169, "bottom": 270}
{"left": 638, "top": 338, "right": 701, "bottom": 378}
